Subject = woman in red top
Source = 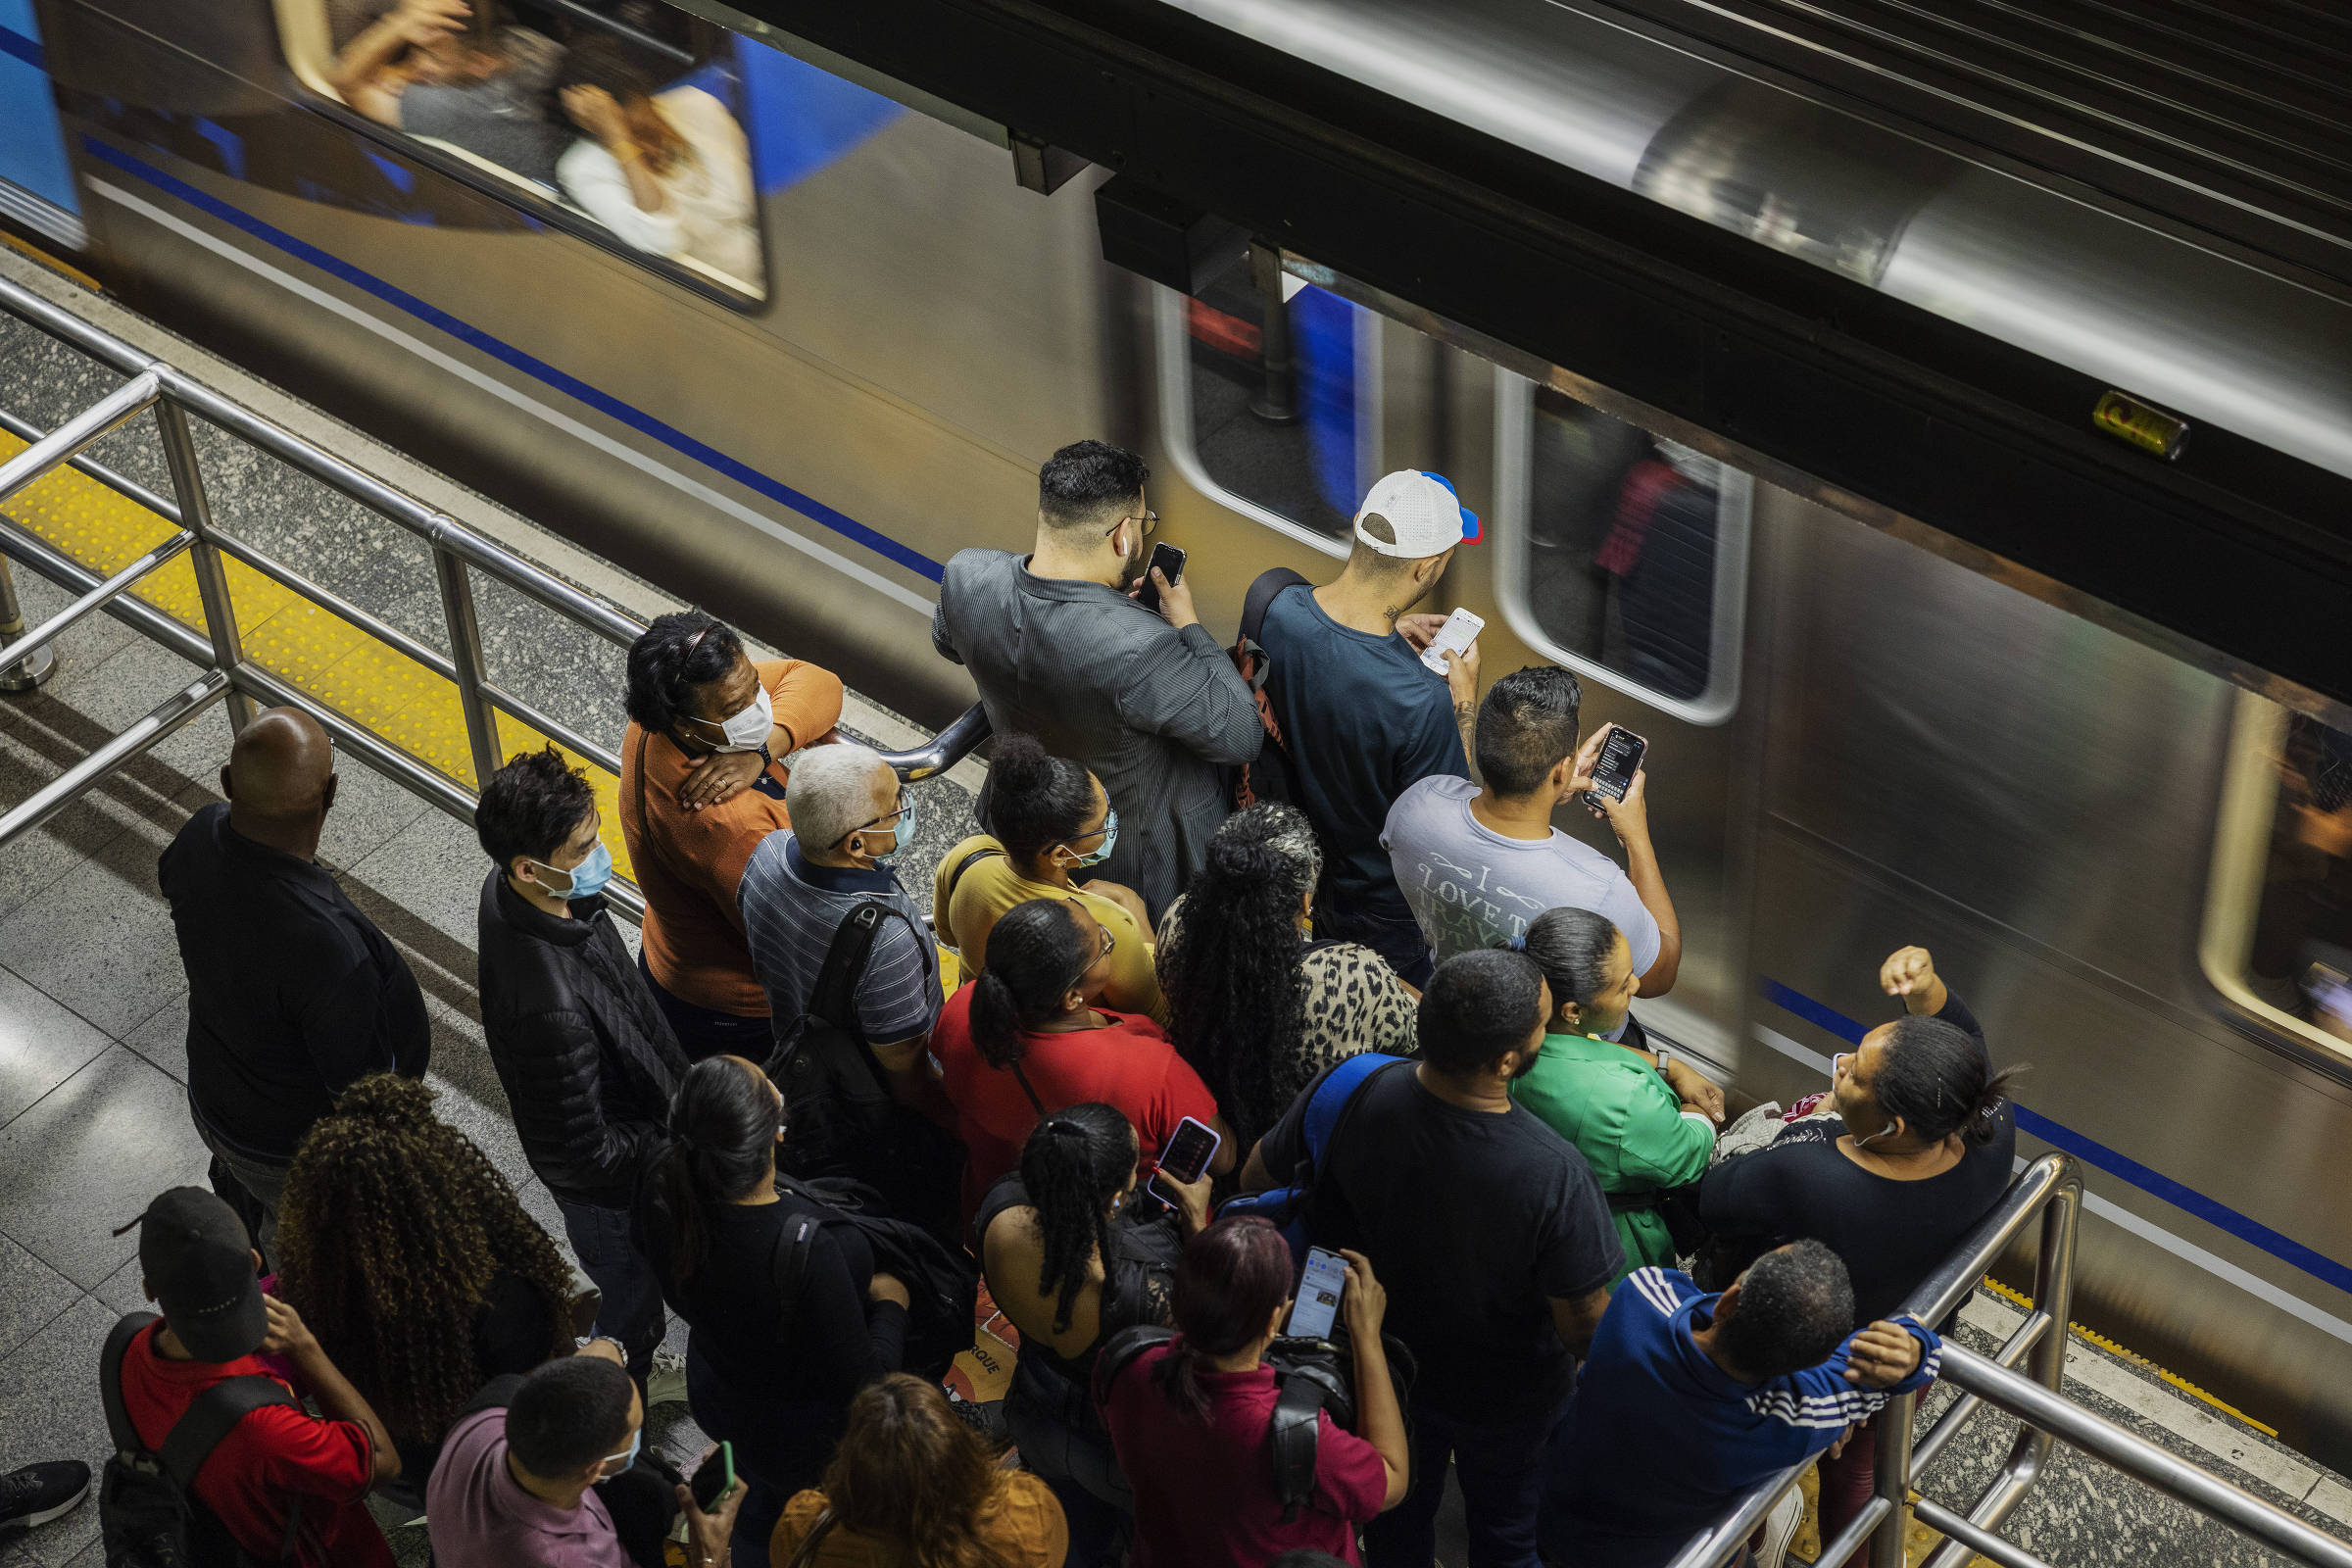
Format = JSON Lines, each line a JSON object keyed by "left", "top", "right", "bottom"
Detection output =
{"left": 1099, "top": 1216, "right": 1410, "bottom": 1567}
{"left": 931, "top": 896, "right": 1234, "bottom": 1218}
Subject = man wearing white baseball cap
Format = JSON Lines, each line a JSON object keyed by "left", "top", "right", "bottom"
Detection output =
{"left": 1251, "top": 469, "right": 1483, "bottom": 985}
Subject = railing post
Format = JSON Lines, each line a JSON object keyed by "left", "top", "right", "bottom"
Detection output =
{"left": 431, "top": 540, "right": 506, "bottom": 790}
{"left": 1867, "top": 1389, "right": 1917, "bottom": 1568}
{"left": 153, "top": 401, "right": 257, "bottom": 732}
{"left": 0, "top": 554, "right": 58, "bottom": 690}
{"left": 1251, "top": 240, "right": 1300, "bottom": 424}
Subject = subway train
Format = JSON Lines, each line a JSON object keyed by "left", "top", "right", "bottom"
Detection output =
{"left": 8, "top": 0, "right": 2352, "bottom": 1470}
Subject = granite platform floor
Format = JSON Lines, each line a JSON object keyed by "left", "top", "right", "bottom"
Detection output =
{"left": 3, "top": 249, "right": 2350, "bottom": 1568}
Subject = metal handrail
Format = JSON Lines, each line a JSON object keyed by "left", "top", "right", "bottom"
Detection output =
{"left": 0, "top": 270, "right": 989, "bottom": 923}
{"left": 1667, "top": 1152, "right": 2352, "bottom": 1568}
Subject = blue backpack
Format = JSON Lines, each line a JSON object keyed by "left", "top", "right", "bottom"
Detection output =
{"left": 1218, "top": 1054, "right": 1409, "bottom": 1264}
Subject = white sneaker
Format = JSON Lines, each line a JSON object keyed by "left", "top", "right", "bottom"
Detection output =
{"left": 646, "top": 1349, "right": 690, "bottom": 1408}
{"left": 1753, "top": 1483, "right": 1804, "bottom": 1568}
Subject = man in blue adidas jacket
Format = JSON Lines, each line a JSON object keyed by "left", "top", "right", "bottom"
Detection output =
{"left": 1542, "top": 1239, "right": 1940, "bottom": 1567}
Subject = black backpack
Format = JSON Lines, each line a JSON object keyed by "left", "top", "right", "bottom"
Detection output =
{"left": 1226, "top": 567, "right": 1312, "bottom": 810}
{"left": 98, "top": 1313, "right": 305, "bottom": 1568}
{"left": 1091, "top": 1324, "right": 1414, "bottom": 1522}
{"left": 764, "top": 1175, "right": 982, "bottom": 1386}
{"left": 764, "top": 900, "right": 964, "bottom": 1242}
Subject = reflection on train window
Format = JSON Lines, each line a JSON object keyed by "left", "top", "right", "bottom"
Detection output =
{"left": 1156, "top": 267, "right": 1381, "bottom": 555}
{"left": 2244, "top": 712, "right": 2352, "bottom": 1044}
{"left": 1494, "top": 372, "right": 1749, "bottom": 724}
{"left": 281, "top": 0, "right": 765, "bottom": 298}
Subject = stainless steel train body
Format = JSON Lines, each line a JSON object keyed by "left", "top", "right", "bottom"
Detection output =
{"left": 12, "top": 0, "right": 2352, "bottom": 1467}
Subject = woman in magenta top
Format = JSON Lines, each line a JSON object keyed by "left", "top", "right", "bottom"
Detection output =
{"left": 931, "top": 896, "right": 1234, "bottom": 1220}
{"left": 1099, "top": 1216, "right": 1409, "bottom": 1566}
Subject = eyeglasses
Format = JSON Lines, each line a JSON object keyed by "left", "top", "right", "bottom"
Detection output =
{"left": 1062, "top": 902, "right": 1115, "bottom": 991}
{"left": 1104, "top": 510, "right": 1157, "bottom": 541}
{"left": 831, "top": 785, "right": 910, "bottom": 848}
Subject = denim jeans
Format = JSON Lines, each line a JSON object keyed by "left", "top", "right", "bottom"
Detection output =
{"left": 1315, "top": 894, "right": 1437, "bottom": 988}
{"left": 193, "top": 1112, "right": 291, "bottom": 1265}
{"left": 640, "top": 952, "right": 773, "bottom": 1064}
{"left": 1363, "top": 1392, "right": 1569, "bottom": 1568}
{"left": 554, "top": 1196, "right": 665, "bottom": 1383}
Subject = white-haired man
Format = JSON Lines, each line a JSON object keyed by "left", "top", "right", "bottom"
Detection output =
{"left": 736, "top": 743, "right": 951, "bottom": 1218}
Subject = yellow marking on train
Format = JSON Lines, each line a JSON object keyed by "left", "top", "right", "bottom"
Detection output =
{"left": 1978, "top": 1277, "right": 2278, "bottom": 1436}
{"left": 0, "top": 230, "right": 103, "bottom": 292}
{"left": 0, "top": 427, "right": 637, "bottom": 881}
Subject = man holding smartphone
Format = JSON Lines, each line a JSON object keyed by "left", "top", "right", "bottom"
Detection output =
{"left": 933, "top": 440, "right": 1261, "bottom": 920}
{"left": 1255, "top": 470, "right": 1484, "bottom": 985}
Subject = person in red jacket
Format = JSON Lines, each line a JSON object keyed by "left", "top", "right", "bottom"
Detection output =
{"left": 112, "top": 1188, "right": 401, "bottom": 1568}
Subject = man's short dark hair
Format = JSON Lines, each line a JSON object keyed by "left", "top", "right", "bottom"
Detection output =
{"left": 1476, "top": 666, "right": 1583, "bottom": 798}
{"left": 1039, "top": 440, "right": 1150, "bottom": 532}
{"left": 476, "top": 747, "right": 595, "bottom": 868}
{"left": 1416, "top": 950, "right": 1546, "bottom": 1075}
{"left": 506, "top": 1355, "right": 634, "bottom": 1477}
{"left": 1719, "top": 1239, "right": 1855, "bottom": 1380}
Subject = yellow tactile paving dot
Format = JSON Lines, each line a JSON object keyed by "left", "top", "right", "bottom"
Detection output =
{"left": 0, "top": 427, "right": 637, "bottom": 877}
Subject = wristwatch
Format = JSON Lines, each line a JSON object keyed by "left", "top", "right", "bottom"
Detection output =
{"left": 1653, "top": 1046, "right": 1676, "bottom": 1078}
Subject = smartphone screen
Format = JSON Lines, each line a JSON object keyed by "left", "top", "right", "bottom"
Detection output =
{"left": 1135, "top": 543, "right": 1188, "bottom": 612}
{"left": 1286, "top": 1247, "right": 1348, "bottom": 1341}
{"left": 1146, "top": 1115, "right": 1221, "bottom": 1207}
{"left": 689, "top": 1440, "right": 736, "bottom": 1508}
{"left": 1417, "top": 607, "right": 1485, "bottom": 674}
{"left": 1587, "top": 726, "right": 1647, "bottom": 803}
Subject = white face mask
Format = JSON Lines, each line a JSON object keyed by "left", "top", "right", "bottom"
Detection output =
{"left": 698, "top": 685, "right": 773, "bottom": 753}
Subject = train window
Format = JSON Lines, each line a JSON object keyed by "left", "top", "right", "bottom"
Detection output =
{"left": 272, "top": 0, "right": 768, "bottom": 302}
{"left": 1492, "top": 370, "right": 1749, "bottom": 725}
{"left": 1154, "top": 262, "right": 1382, "bottom": 558}
{"left": 2202, "top": 694, "right": 2352, "bottom": 1063}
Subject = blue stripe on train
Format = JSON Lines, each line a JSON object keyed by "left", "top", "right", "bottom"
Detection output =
{"left": 83, "top": 138, "right": 947, "bottom": 583}
{"left": 1759, "top": 976, "right": 2352, "bottom": 1298}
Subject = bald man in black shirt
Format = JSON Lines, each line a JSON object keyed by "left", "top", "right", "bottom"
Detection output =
{"left": 159, "top": 708, "right": 430, "bottom": 1257}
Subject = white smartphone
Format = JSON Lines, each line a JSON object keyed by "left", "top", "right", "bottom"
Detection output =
{"left": 1285, "top": 1246, "right": 1349, "bottom": 1341}
{"left": 1418, "top": 608, "right": 1484, "bottom": 675}
{"left": 1145, "top": 1115, "right": 1221, "bottom": 1209}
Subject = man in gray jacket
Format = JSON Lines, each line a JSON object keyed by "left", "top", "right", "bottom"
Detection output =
{"left": 933, "top": 440, "right": 1260, "bottom": 919}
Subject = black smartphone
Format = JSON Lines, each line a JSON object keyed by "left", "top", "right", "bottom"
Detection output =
{"left": 1146, "top": 1115, "right": 1221, "bottom": 1208}
{"left": 1135, "top": 542, "right": 1187, "bottom": 612}
{"left": 1585, "top": 725, "right": 1647, "bottom": 804}
{"left": 688, "top": 1441, "right": 735, "bottom": 1508}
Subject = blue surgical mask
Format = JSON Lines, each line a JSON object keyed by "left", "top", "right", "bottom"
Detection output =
{"left": 871, "top": 795, "right": 915, "bottom": 865}
{"left": 599, "top": 1423, "right": 641, "bottom": 1478}
{"left": 1063, "top": 808, "right": 1118, "bottom": 870}
{"left": 531, "top": 840, "right": 614, "bottom": 901}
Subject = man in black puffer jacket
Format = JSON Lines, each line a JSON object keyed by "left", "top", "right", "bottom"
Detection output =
{"left": 475, "top": 747, "right": 686, "bottom": 1387}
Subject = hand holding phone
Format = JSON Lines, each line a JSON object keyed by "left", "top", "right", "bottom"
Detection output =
{"left": 689, "top": 1440, "right": 737, "bottom": 1510}
{"left": 1147, "top": 1115, "right": 1221, "bottom": 1212}
{"left": 1417, "top": 608, "right": 1485, "bottom": 676}
{"left": 1285, "top": 1246, "right": 1350, "bottom": 1341}
{"left": 1134, "top": 542, "right": 1188, "bottom": 613}
{"left": 1582, "top": 724, "right": 1647, "bottom": 805}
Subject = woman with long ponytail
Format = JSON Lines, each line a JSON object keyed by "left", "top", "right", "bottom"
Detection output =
{"left": 1156, "top": 803, "right": 1417, "bottom": 1151}
{"left": 932, "top": 897, "right": 1233, "bottom": 1221}
{"left": 632, "top": 1055, "right": 910, "bottom": 1565}
{"left": 977, "top": 1103, "right": 1208, "bottom": 1564}
{"left": 1100, "top": 1217, "right": 1409, "bottom": 1566}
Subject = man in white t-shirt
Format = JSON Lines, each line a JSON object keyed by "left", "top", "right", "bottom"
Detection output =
{"left": 1383, "top": 665, "right": 1680, "bottom": 1034}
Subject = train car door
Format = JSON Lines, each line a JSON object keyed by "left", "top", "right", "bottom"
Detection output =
{"left": 0, "top": 0, "right": 81, "bottom": 247}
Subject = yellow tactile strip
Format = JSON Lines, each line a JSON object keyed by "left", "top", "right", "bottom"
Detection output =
{"left": 0, "top": 427, "right": 636, "bottom": 879}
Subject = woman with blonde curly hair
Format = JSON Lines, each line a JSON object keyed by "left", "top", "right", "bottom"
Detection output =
{"left": 769, "top": 1372, "right": 1066, "bottom": 1568}
{"left": 274, "top": 1072, "right": 578, "bottom": 1478}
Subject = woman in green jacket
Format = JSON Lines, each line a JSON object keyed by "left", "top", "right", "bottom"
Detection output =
{"left": 1505, "top": 907, "right": 1724, "bottom": 1279}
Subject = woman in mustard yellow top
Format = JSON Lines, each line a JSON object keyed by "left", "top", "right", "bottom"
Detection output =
{"left": 770, "top": 1373, "right": 1066, "bottom": 1567}
{"left": 932, "top": 734, "right": 1169, "bottom": 1027}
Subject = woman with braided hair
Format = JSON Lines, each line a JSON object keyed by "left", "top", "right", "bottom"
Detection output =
{"left": 932, "top": 897, "right": 1231, "bottom": 1221}
{"left": 273, "top": 1072, "right": 576, "bottom": 1480}
{"left": 1155, "top": 804, "right": 1418, "bottom": 1151}
{"left": 977, "top": 1104, "right": 1209, "bottom": 1564}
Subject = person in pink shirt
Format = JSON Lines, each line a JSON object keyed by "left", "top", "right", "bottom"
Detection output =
{"left": 426, "top": 1341, "right": 740, "bottom": 1568}
{"left": 1099, "top": 1217, "right": 1409, "bottom": 1567}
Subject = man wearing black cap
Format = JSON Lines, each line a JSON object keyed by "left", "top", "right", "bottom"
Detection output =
{"left": 110, "top": 1187, "right": 401, "bottom": 1568}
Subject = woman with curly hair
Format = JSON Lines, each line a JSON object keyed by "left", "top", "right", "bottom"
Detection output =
{"left": 273, "top": 1073, "right": 578, "bottom": 1479}
{"left": 977, "top": 1104, "right": 1209, "bottom": 1564}
{"left": 770, "top": 1373, "right": 1066, "bottom": 1567}
{"left": 1155, "top": 804, "right": 1418, "bottom": 1152}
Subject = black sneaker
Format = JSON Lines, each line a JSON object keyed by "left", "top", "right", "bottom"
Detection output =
{"left": 0, "top": 1460, "right": 91, "bottom": 1530}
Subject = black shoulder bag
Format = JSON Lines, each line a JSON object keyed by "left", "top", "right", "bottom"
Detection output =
{"left": 766, "top": 900, "right": 964, "bottom": 1242}
{"left": 1226, "top": 566, "right": 1313, "bottom": 810}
